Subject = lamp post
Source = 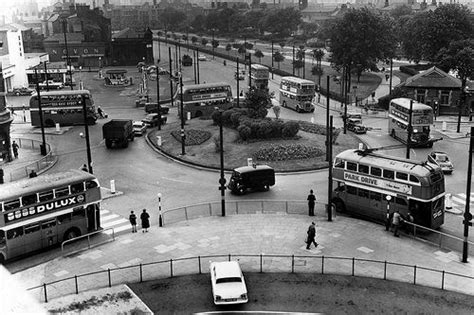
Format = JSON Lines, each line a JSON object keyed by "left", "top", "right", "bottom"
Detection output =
{"left": 61, "top": 18, "right": 73, "bottom": 91}
{"left": 386, "top": 195, "right": 392, "bottom": 224}
{"left": 81, "top": 94, "right": 93, "bottom": 174}
{"left": 271, "top": 40, "right": 274, "bottom": 80}
{"left": 327, "top": 115, "right": 333, "bottom": 222}
{"left": 34, "top": 69, "right": 47, "bottom": 156}
{"left": 216, "top": 108, "right": 226, "bottom": 217}
{"left": 156, "top": 61, "right": 161, "bottom": 131}
{"left": 179, "top": 72, "right": 185, "bottom": 155}
{"left": 98, "top": 57, "right": 102, "bottom": 78}
{"left": 158, "top": 193, "right": 163, "bottom": 227}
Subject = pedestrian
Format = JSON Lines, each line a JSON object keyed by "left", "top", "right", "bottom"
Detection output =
{"left": 404, "top": 212, "right": 414, "bottom": 235}
{"left": 97, "top": 106, "right": 105, "bottom": 119}
{"left": 307, "top": 189, "right": 316, "bottom": 216}
{"left": 129, "top": 211, "right": 137, "bottom": 233}
{"left": 306, "top": 222, "right": 318, "bottom": 249}
{"left": 385, "top": 73, "right": 390, "bottom": 81}
{"left": 140, "top": 209, "right": 150, "bottom": 232}
{"left": 81, "top": 164, "right": 88, "bottom": 172}
{"left": 29, "top": 170, "right": 37, "bottom": 178}
{"left": 11, "top": 141, "right": 19, "bottom": 159}
{"left": 392, "top": 210, "right": 403, "bottom": 237}
{"left": 385, "top": 210, "right": 393, "bottom": 231}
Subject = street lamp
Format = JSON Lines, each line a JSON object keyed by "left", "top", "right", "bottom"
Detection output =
{"left": 156, "top": 61, "right": 161, "bottom": 131}
{"left": 215, "top": 108, "right": 226, "bottom": 217}
{"left": 34, "top": 68, "right": 47, "bottom": 156}
{"left": 179, "top": 72, "right": 185, "bottom": 155}
{"left": 98, "top": 57, "right": 102, "bottom": 78}
{"left": 80, "top": 94, "right": 93, "bottom": 174}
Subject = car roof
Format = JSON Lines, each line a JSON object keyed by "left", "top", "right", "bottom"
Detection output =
{"left": 212, "top": 261, "right": 242, "bottom": 279}
{"left": 234, "top": 164, "right": 274, "bottom": 173}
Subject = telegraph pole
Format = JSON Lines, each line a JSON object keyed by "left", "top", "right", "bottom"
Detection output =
{"left": 406, "top": 99, "right": 413, "bottom": 159}
{"left": 327, "top": 115, "right": 333, "bottom": 222}
{"left": 168, "top": 47, "right": 174, "bottom": 108}
{"left": 462, "top": 127, "right": 473, "bottom": 263}
{"left": 326, "top": 75, "right": 330, "bottom": 162}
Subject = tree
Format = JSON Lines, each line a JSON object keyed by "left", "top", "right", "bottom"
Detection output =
{"left": 201, "top": 38, "right": 208, "bottom": 46}
{"left": 293, "top": 59, "right": 304, "bottom": 76}
{"left": 212, "top": 39, "right": 219, "bottom": 50}
{"left": 261, "top": 8, "right": 302, "bottom": 37}
{"left": 225, "top": 43, "right": 232, "bottom": 56}
{"left": 400, "top": 4, "right": 473, "bottom": 63}
{"left": 254, "top": 49, "right": 264, "bottom": 63}
{"left": 328, "top": 8, "right": 397, "bottom": 89}
{"left": 160, "top": 7, "right": 187, "bottom": 31}
{"left": 191, "top": 36, "right": 198, "bottom": 45}
{"left": 279, "top": 42, "right": 286, "bottom": 50}
{"left": 238, "top": 45, "right": 246, "bottom": 56}
{"left": 245, "top": 87, "right": 270, "bottom": 118}
{"left": 273, "top": 51, "right": 285, "bottom": 69}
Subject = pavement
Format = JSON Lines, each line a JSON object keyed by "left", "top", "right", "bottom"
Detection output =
{"left": 2, "top": 72, "right": 474, "bottom": 310}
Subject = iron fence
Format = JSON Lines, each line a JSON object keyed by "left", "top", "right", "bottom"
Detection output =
{"left": 8, "top": 138, "right": 56, "bottom": 181}
{"left": 27, "top": 253, "right": 474, "bottom": 303}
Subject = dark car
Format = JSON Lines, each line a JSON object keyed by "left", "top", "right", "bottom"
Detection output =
{"left": 347, "top": 118, "right": 367, "bottom": 134}
{"left": 9, "top": 87, "right": 35, "bottom": 96}
{"left": 144, "top": 103, "right": 170, "bottom": 114}
{"left": 227, "top": 164, "right": 275, "bottom": 195}
{"left": 142, "top": 113, "right": 167, "bottom": 127}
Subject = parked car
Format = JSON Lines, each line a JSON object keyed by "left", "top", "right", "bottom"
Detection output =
{"left": 132, "top": 121, "right": 147, "bottom": 136}
{"left": 210, "top": 261, "right": 248, "bottom": 305}
{"left": 142, "top": 113, "right": 167, "bottom": 128}
{"left": 428, "top": 151, "right": 454, "bottom": 174}
{"left": 347, "top": 118, "right": 367, "bottom": 134}
{"left": 227, "top": 164, "right": 275, "bottom": 195}
{"left": 198, "top": 54, "right": 207, "bottom": 61}
{"left": 8, "top": 87, "right": 35, "bottom": 96}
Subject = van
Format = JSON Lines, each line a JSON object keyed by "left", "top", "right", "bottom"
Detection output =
{"left": 227, "top": 164, "right": 275, "bottom": 195}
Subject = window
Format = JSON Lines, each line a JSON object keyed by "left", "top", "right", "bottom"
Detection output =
{"left": 72, "top": 207, "right": 85, "bottom": 217}
{"left": 440, "top": 91, "right": 450, "bottom": 106}
{"left": 346, "top": 162, "right": 357, "bottom": 171}
{"left": 383, "top": 169, "right": 394, "bottom": 179}
{"left": 58, "top": 213, "right": 71, "bottom": 224}
{"left": 370, "top": 192, "right": 381, "bottom": 201}
{"left": 39, "top": 191, "right": 54, "bottom": 202}
{"left": 22, "top": 194, "right": 38, "bottom": 206}
{"left": 409, "top": 175, "right": 420, "bottom": 183}
{"left": 358, "top": 188, "right": 369, "bottom": 199}
{"left": 7, "top": 227, "right": 23, "bottom": 239}
{"left": 25, "top": 224, "right": 41, "bottom": 234}
{"left": 55, "top": 187, "right": 70, "bottom": 198}
{"left": 359, "top": 164, "right": 369, "bottom": 174}
{"left": 71, "top": 182, "right": 84, "bottom": 193}
{"left": 370, "top": 167, "right": 381, "bottom": 177}
{"left": 334, "top": 158, "right": 344, "bottom": 168}
{"left": 42, "top": 220, "right": 56, "bottom": 229}
{"left": 4, "top": 199, "right": 21, "bottom": 211}
{"left": 347, "top": 186, "right": 357, "bottom": 195}
{"left": 396, "top": 172, "right": 408, "bottom": 181}
{"left": 395, "top": 198, "right": 407, "bottom": 206}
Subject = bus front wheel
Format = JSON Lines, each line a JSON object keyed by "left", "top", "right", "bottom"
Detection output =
{"left": 64, "top": 228, "right": 81, "bottom": 240}
{"left": 333, "top": 199, "right": 346, "bottom": 213}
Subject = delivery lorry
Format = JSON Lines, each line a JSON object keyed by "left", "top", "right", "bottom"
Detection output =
{"left": 103, "top": 119, "right": 134, "bottom": 148}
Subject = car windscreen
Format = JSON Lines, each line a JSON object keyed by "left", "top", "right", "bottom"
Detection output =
{"left": 216, "top": 277, "right": 242, "bottom": 284}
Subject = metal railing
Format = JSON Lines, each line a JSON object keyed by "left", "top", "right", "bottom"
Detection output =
{"left": 27, "top": 253, "right": 474, "bottom": 303}
{"left": 161, "top": 200, "right": 473, "bottom": 252}
{"left": 7, "top": 138, "right": 56, "bottom": 181}
{"left": 61, "top": 228, "right": 116, "bottom": 252}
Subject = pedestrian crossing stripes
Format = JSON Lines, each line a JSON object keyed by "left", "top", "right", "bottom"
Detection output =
{"left": 101, "top": 209, "right": 131, "bottom": 235}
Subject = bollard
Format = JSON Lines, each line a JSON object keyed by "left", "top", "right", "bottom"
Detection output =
{"left": 110, "top": 179, "right": 116, "bottom": 194}
{"left": 359, "top": 143, "right": 364, "bottom": 150}
{"left": 442, "top": 121, "right": 447, "bottom": 131}
{"left": 187, "top": 112, "right": 191, "bottom": 120}
{"left": 55, "top": 123, "right": 60, "bottom": 132}
{"left": 445, "top": 193, "right": 452, "bottom": 210}
{"left": 311, "top": 117, "right": 315, "bottom": 124}
{"left": 157, "top": 136, "right": 162, "bottom": 146}
{"left": 247, "top": 158, "right": 253, "bottom": 167}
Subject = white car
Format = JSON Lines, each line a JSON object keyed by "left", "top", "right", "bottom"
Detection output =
{"left": 210, "top": 261, "right": 248, "bottom": 305}
{"left": 132, "top": 121, "right": 147, "bottom": 136}
{"left": 428, "top": 151, "right": 454, "bottom": 174}
{"left": 198, "top": 54, "right": 207, "bottom": 61}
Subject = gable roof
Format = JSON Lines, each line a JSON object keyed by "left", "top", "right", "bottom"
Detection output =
{"left": 404, "top": 66, "right": 461, "bottom": 89}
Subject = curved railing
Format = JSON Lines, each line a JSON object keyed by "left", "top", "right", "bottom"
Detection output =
{"left": 27, "top": 253, "right": 474, "bottom": 303}
{"left": 7, "top": 138, "right": 56, "bottom": 181}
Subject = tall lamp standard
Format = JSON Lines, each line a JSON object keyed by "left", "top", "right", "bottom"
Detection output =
{"left": 156, "top": 61, "right": 161, "bottom": 131}
{"left": 216, "top": 108, "right": 226, "bottom": 217}
{"left": 34, "top": 69, "right": 47, "bottom": 156}
{"left": 179, "top": 72, "right": 185, "bottom": 155}
{"left": 61, "top": 18, "right": 73, "bottom": 91}
{"left": 81, "top": 94, "right": 93, "bottom": 174}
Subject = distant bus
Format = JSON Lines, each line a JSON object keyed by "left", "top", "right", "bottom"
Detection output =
{"left": 30, "top": 90, "right": 97, "bottom": 127}
{"left": 178, "top": 82, "right": 233, "bottom": 118}
{"left": 388, "top": 98, "right": 434, "bottom": 147}
{"left": 279, "top": 76, "right": 315, "bottom": 113}
{"left": 331, "top": 149, "right": 445, "bottom": 229}
{"left": 250, "top": 64, "right": 269, "bottom": 90}
{"left": 0, "top": 170, "right": 102, "bottom": 262}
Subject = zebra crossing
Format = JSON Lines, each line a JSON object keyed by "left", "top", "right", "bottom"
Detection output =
{"left": 100, "top": 209, "right": 131, "bottom": 235}
{"left": 448, "top": 192, "right": 474, "bottom": 214}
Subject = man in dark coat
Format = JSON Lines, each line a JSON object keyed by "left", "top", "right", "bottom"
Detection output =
{"left": 129, "top": 211, "right": 137, "bottom": 233}
{"left": 307, "top": 189, "right": 316, "bottom": 216}
{"left": 306, "top": 222, "right": 318, "bottom": 250}
{"left": 140, "top": 209, "right": 150, "bottom": 233}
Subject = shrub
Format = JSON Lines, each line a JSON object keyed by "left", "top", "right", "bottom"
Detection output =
{"left": 210, "top": 110, "right": 221, "bottom": 125}
{"left": 221, "top": 109, "right": 234, "bottom": 126}
{"left": 282, "top": 121, "right": 299, "bottom": 137}
{"left": 230, "top": 112, "right": 242, "bottom": 128}
{"left": 237, "top": 125, "right": 251, "bottom": 140}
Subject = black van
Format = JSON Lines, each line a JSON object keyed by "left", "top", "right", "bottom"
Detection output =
{"left": 227, "top": 165, "right": 275, "bottom": 195}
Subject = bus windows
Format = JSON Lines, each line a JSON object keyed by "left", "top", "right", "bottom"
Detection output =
{"left": 58, "top": 213, "right": 72, "bottom": 224}
{"left": 39, "top": 191, "right": 54, "bottom": 202}
{"left": 4, "top": 199, "right": 20, "bottom": 211}
{"left": 409, "top": 175, "right": 420, "bottom": 183}
{"left": 24, "top": 224, "right": 40, "bottom": 235}
{"left": 71, "top": 183, "right": 85, "bottom": 193}
{"left": 359, "top": 164, "right": 369, "bottom": 174}
{"left": 0, "top": 231, "right": 5, "bottom": 245}
{"left": 395, "top": 197, "right": 407, "bottom": 206}
{"left": 369, "top": 192, "right": 381, "bottom": 201}
{"left": 396, "top": 172, "right": 408, "bottom": 181}
{"left": 42, "top": 220, "right": 56, "bottom": 230}
{"left": 7, "top": 227, "right": 23, "bottom": 239}
{"left": 370, "top": 167, "right": 381, "bottom": 177}
{"left": 86, "top": 180, "right": 99, "bottom": 189}
{"left": 73, "top": 207, "right": 86, "bottom": 218}
{"left": 346, "top": 162, "right": 357, "bottom": 171}
{"left": 347, "top": 186, "right": 357, "bottom": 195}
{"left": 383, "top": 170, "right": 394, "bottom": 180}
{"left": 22, "top": 194, "right": 38, "bottom": 206}
{"left": 334, "top": 158, "right": 344, "bottom": 168}
{"left": 55, "top": 187, "right": 70, "bottom": 198}
{"left": 358, "top": 188, "right": 369, "bottom": 199}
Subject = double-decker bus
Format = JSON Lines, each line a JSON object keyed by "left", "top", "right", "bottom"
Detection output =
{"left": 30, "top": 89, "right": 97, "bottom": 127}
{"left": 331, "top": 149, "right": 445, "bottom": 229}
{"left": 178, "top": 82, "right": 233, "bottom": 118}
{"left": 279, "top": 76, "right": 315, "bottom": 113}
{"left": 388, "top": 98, "right": 434, "bottom": 147}
{"left": 250, "top": 64, "right": 269, "bottom": 90}
{"left": 0, "top": 170, "right": 102, "bottom": 263}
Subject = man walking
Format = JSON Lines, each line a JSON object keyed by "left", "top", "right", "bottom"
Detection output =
{"left": 129, "top": 211, "right": 137, "bottom": 233}
{"left": 306, "top": 222, "right": 318, "bottom": 249}
{"left": 11, "top": 141, "right": 19, "bottom": 159}
{"left": 307, "top": 189, "right": 316, "bottom": 216}
{"left": 392, "top": 210, "right": 403, "bottom": 237}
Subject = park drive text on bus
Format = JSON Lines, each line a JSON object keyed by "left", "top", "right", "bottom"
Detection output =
{"left": 388, "top": 98, "right": 434, "bottom": 147}
{"left": 0, "top": 170, "right": 102, "bottom": 263}
{"left": 279, "top": 76, "right": 315, "bottom": 113}
{"left": 178, "top": 82, "right": 233, "bottom": 119}
{"left": 331, "top": 149, "right": 445, "bottom": 230}
{"left": 29, "top": 89, "right": 97, "bottom": 127}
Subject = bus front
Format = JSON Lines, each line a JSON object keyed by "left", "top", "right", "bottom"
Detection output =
{"left": 410, "top": 109, "right": 434, "bottom": 147}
